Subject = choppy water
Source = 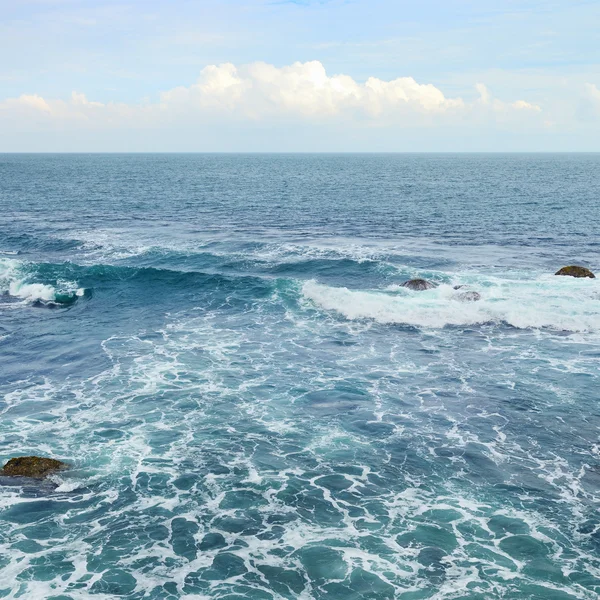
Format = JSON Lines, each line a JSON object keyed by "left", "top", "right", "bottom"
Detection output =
{"left": 1, "top": 153, "right": 599, "bottom": 599}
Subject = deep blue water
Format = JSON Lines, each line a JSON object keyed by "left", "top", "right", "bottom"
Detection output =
{"left": 0, "top": 153, "right": 599, "bottom": 599}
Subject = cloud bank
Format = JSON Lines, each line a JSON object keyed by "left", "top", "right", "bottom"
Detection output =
{"left": 0, "top": 60, "right": 543, "bottom": 130}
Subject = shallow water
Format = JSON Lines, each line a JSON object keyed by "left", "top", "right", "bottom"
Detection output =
{"left": 0, "top": 153, "right": 599, "bottom": 599}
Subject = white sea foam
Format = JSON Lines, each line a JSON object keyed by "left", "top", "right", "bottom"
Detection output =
{"left": 0, "top": 257, "right": 20, "bottom": 279}
{"left": 2, "top": 262, "right": 599, "bottom": 598}
{"left": 302, "top": 276, "right": 600, "bottom": 332}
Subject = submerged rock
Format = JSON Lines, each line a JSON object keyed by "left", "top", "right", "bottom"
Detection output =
{"left": 401, "top": 279, "right": 437, "bottom": 291}
{"left": 555, "top": 266, "right": 595, "bottom": 279}
{"left": 1, "top": 456, "right": 68, "bottom": 478}
{"left": 456, "top": 291, "right": 481, "bottom": 302}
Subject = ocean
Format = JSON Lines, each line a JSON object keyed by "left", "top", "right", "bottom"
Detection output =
{"left": 0, "top": 153, "right": 599, "bottom": 599}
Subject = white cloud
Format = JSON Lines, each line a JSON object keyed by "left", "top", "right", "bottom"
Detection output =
{"left": 0, "top": 60, "right": 543, "bottom": 130}
{"left": 70, "top": 91, "right": 104, "bottom": 108}
{"left": 580, "top": 82, "right": 600, "bottom": 121}
{"left": 160, "top": 60, "right": 465, "bottom": 118}
{"left": 245, "top": 61, "right": 363, "bottom": 116}
{"left": 585, "top": 83, "right": 600, "bottom": 103}
{"left": 511, "top": 99, "right": 541, "bottom": 112}
{"left": 0, "top": 93, "right": 52, "bottom": 113}
{"left": 475, "top": 82, "right": 541, "bottom": 115}
{"left": 475, "top": 83, "right": 492, "bottom": 105}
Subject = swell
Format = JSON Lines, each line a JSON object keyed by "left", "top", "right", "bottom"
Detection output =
{"left": 0, "top": 257, "right": 277, "bottom": 308}
{"left": 74, "top": 240, "right": 413, "bottom": 286}
{"left": 0, "top": 232, "right": 83, "bottom": 255}
{"left": 31, "top": 261, "right": 275, "bottom": 293}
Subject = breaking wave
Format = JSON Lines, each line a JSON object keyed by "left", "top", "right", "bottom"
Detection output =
{"left": 0, "top": 258, "right": 86, "bottom": 306}
{"left": 302, "top": 276, "right": 600, "bottom": 332}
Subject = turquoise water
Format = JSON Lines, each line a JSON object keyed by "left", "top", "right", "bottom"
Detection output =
{"left": 0, "top": 154, "right": 599, "bottom": 599}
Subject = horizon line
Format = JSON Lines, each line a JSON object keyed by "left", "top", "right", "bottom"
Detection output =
{"left": 1, "top": 151, "right": 599, "bottom": 155}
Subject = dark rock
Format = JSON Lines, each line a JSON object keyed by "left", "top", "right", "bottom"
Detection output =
{"left": 1, "top": 456, "right": 68, "bottom": 478}
{"left": 555, "top": 266, "right": 595, "bottom": 279}
{"left": 456, "top": 291, "right": 481, "bottom": 302}
{"left": 401, "top": 279, "right": 437, "bottom": 291}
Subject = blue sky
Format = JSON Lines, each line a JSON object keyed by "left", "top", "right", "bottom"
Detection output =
{"left": 1, "top": 0, "right": 599, "bottom": 151}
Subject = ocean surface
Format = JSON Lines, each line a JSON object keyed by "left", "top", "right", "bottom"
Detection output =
{"left": 0, "top": 153, "right": 599, "bottom": 600}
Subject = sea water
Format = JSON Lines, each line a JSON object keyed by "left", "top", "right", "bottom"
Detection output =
{"left": 0, "top": 153, "right": 599, "bottom": 599}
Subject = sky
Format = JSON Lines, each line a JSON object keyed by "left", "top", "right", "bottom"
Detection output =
{"left": 1, "top": 0, "right": 599, "bottom": 151}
